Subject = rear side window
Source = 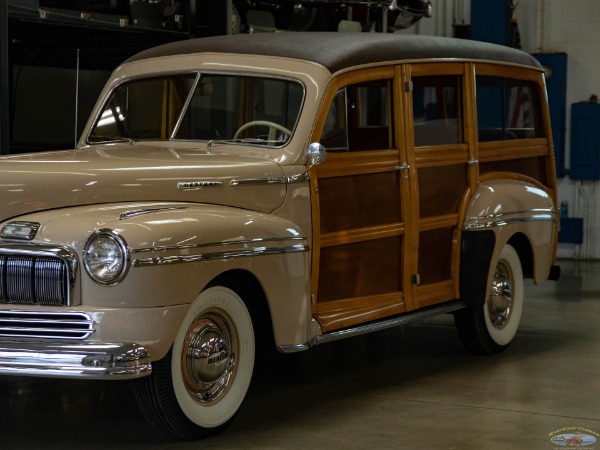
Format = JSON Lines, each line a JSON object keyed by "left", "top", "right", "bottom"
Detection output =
{"left": 476, "top": 76, "right": 543, "bottom": 142}
{"left": 412, "top": 75, "right": 463, "bottom": 147}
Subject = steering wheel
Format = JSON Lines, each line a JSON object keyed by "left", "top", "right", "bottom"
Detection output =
{"left": 233, "top": 120, "right": 292, "bottom": 142}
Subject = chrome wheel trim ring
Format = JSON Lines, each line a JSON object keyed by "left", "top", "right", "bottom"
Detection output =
{"left": 487, "top": 261, "right": 513, "bottom": 330}
{"left": 181, "top": 310, "right": 238, "bottom": 404}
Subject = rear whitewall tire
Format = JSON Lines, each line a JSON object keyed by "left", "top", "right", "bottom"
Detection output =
{"left": 483, "top": 244, "right": 524, "bottom": 347}
{"left": 455, "top": 244, "right": 524, "bottom": 354}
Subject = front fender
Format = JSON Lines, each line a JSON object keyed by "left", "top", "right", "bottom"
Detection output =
{"left": 3, "top": 202, "right": 312, "bottom": 357}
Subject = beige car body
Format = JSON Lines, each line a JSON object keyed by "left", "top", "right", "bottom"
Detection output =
{"left": 0, "top": 34, "right": 558, "bottom": 432}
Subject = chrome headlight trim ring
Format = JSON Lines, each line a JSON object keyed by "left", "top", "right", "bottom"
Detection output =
{"left": 83, "top": 229, "right": 131, "bottom": 286}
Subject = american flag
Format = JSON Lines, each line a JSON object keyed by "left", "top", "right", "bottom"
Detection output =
{"left": 508, "top": 1, "right": 530, "bottom": 128}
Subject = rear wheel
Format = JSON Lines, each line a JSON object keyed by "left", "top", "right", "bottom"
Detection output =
{"left": 134, "top": 286, "right": 255, "bottom": 440}
{"left": 455, "top": 244, "right": 524, "bottom": 354}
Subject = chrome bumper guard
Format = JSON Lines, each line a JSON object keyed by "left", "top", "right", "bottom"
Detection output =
{"left": 0, "top": 342, "right": 152, "bottom": 379}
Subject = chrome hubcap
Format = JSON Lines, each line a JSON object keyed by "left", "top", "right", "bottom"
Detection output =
{"left": 181, "top": 310, "right": 237, "bottom": 404}
{"left": 488, "top": 261, "right": 513, "bottom": 329}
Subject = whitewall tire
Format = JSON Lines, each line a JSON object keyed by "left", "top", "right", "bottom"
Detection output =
{"left": 134, "top": 286, "right": 255, "bottom": 440}
{"left": 455, "top": 244, "right": 524, "bottom": 354}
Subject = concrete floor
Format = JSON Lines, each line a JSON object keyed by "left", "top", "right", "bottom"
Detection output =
{"left": 1, "top": 259, "right": 599, "bottom": 449}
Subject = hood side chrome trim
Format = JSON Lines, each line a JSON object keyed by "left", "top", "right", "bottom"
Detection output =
{"left": 133, "top": 243, "right": 309, "bottom": 267}
{"left": 119, "top": 206, "right": 189, "bottom": 221}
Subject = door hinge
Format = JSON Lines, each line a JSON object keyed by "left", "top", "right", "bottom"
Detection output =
{"left": 405, "top": 81, "right": 413, "bottom": 92}
{"left": 412, "top": 274, "right": 421, "bottom": 285}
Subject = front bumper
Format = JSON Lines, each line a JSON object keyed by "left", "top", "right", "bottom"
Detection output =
{"left": 0, "top": 341, "right": 151, "bottom": 379}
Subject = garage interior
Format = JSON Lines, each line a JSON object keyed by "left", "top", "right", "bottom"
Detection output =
{"left": 0, "top": 1, "right": 599, "bottom": 448}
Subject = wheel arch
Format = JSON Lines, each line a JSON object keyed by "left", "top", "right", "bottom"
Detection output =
{"left": 207, "top": 269, "right": 275, "bottom": 346}
{"left": 507, "top": 232, "right": 534, "bottom": 279}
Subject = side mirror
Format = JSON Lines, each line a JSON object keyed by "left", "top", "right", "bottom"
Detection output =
{"left": 306, "top": 142, "right": 326, "bottom": 170}
{"left": 287, "top": 143, "right": 327, "bottom": 184}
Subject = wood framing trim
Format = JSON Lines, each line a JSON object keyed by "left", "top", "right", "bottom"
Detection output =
{"left": 321, "top": 223, "right": 405, "bottom": 248}
{"left": 416, "top": 280, "right": 456, "bottom": 309}
{"left": 314, "top": 292, "right": 406, "bottom": 332}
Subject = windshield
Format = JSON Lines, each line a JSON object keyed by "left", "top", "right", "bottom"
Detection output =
{"left": 88, "top": 73, "right": 304, "bottom": 147}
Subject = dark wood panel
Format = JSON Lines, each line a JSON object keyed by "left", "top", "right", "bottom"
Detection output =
{"left": 418, "top": 227, "right": 454, "bottom": 284}
{"left": 479, "top": 156, "right": 548, "bottom": 186}
{"left": 319, "top": 171, "right": 401, "bottom": 233}
{"left": 318, "top": 237, "right": 402, "bottom": 302}
{"left": 418, "top": 164, "right": 467, "bottom": 218}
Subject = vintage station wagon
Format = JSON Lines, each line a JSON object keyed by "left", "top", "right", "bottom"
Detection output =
{"left": 0, "top": 32, "right": 560, "bottom": 439}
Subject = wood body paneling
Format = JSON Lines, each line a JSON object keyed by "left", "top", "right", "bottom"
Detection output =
{"left": 309, "top": 60, "right": 555, "bottom": 333}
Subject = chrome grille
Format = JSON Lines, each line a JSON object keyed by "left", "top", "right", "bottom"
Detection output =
{"left": 0, "top": 254, "right": 70, "bottom": 306}
{"left": 0, "top": 310, "right": 94, "bottom": 340}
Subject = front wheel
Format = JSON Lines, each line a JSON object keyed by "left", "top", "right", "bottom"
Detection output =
{"left": 454, "top": 244, "right": 524, "bottom": 354}
{"left": 134, "top": 286, "right": 255, "bottom": 440}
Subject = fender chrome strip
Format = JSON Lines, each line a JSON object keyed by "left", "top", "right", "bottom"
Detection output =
{"left": 463, "top": 208, "right": 558, "bottom": 230}
{"left": 131, "top": 236, "right": 306, "bottom": 254}
{"left": 133, "top": 244, "right": 309, "bottom": 267}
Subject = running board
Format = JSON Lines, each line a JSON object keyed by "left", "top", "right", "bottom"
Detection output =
{"left": 279, "top": 300, "right": 466, "bottom": 353}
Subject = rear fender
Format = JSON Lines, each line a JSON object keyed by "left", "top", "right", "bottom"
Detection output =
{"left": 461, "top": 179, "right": 558, "bottom": 304}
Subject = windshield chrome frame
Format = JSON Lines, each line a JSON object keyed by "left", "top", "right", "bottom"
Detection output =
{"left": 170, "top": 72, "right": 202, "bottom": 139}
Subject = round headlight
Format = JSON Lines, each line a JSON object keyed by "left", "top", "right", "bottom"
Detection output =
{"left": 83, "top": 230, "right": 129, "bottom": 285}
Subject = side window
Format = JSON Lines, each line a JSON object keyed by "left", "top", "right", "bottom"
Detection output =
{"left": 412, "top": 75, "right": 463, "bottom": 146}
{"left": 476, "top": 76, "right": 543, "bottom": 142}
{"left": 321, "top": 79, "right": 393, "bottom": 151}
{"left": 321, "top": 89, "right": 348, "bottom": 151}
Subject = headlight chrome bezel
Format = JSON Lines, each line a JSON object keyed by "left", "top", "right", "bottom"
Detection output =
{"left": 83, "top": 229, "right": 130, "bottom": 286}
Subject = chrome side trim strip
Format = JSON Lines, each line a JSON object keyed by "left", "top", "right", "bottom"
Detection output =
{"left": 0, "top": 342, "right": 151, "bottom": 379}
{"left": 119, "top": 206, "right": 189, "bottom": 220}
{"left": 230, "top": 177, "right": 287, "bottom": 186}
{"left": 463, "top": 208, "right": 558, "bottom": 230}
{"left": 278, "top": 300, "right": 466, "bottom": 353}
{"left": 230, "top": 175, "right": 310, "bottom": 186}
{"left": 131, "top": 236, "right": 306, "bottom": 255}
{"left": 133, "top": 244, "right": 309, "bottom": 267}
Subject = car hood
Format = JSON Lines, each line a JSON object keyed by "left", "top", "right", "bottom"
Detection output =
{"left": 0, "top": 145, "right": 288, "bottom": 222}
